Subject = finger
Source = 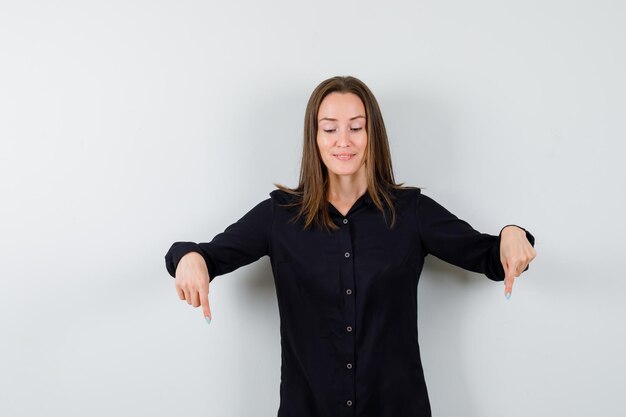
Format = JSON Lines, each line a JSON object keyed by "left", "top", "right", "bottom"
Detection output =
{"left": 520, "top": 244, "right": 536, "bottom": 269}
{"left": 191, "top": 289, "right": 200, "bottom": 307}
{"left": 176, "top": 284, "right": 185, "bottom": 300}
{"left": 520, "top": 261, "right": 529, "bottom": 276}
{"left": 504, "top": 262, "right": 516, "bottom": 300}
{"left": 200, "top": 285, "right": 212, "bottom": 324}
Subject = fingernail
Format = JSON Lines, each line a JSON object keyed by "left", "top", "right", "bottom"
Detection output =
{"left": 205, "top": 316, "right": 211, "bottom": 324}
{"left": 505, "top": 292, "right": 511, "bottom": 300}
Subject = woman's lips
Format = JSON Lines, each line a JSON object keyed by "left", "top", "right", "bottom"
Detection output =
{"left": 333, "top": 153, "right": 355, "bottom": 161}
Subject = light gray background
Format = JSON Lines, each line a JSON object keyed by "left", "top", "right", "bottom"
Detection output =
{"left": 1, "top": 1, "right": 624, "bottom": 416}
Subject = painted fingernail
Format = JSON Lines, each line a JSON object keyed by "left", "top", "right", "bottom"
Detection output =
{"left": 205, "top": 316, "right": 211, "bottom": 324}
{"left": 505, "top": 292, "right": 511, "bottom": 300}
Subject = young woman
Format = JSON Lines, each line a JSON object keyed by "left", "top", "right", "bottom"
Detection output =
{"left": 164, "top": 75, "right": 537, "bottom": 417}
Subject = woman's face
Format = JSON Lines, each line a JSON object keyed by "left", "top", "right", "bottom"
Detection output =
{"left": 316, "top": 92, "right": 368, "bottom": 180}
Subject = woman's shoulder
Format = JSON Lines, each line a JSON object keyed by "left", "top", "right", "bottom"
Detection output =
{"left": 389, "top": 185, "right": 423, "bottom": 201}
{"left": 269, "top": 187, "right": 301, "bottom": 206}
{"left": 395, "top": 186, "right": 445, "bottom": 210}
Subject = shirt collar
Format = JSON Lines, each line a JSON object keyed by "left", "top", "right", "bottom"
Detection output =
{"left": 270, "top": 188, "right": 379, "bottom": 207}
{"left": 362, "top": 189, "right": 374, "bottom": 205}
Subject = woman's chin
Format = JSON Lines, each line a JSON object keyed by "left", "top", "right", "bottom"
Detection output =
{"left": 328, "top": 168, "right": 360, "bottom": 177}
{"left": 325, "top": 160, "right": 366, "bottom": 178}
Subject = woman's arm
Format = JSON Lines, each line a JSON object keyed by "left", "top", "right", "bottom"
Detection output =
{"left": 164, "top": 197, "right": 274, "bottom": 282}
{"left": 164, "top": 197, "right": 274, "bottom": 323}
{"left": 415, "top": 191, "right": 536, "bottom": 290}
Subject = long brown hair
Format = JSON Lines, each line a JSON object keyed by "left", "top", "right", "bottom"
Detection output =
{"left": 274, "top": 75, "right": 413, "bottom": 232}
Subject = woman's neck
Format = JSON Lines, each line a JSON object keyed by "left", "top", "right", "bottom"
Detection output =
{"left": 326, "top": 172, "right": 368, "bottom": 203}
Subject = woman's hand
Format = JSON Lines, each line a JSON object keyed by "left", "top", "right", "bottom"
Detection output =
{"left": 500, "top": 226, "right": 537, "bottom": 299}
{"left": 175, "top": 252, "right": 213, "bottom": 324}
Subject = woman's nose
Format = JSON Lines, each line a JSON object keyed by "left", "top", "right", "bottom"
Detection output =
{"left": 337, "top": 127, "right": 350, "bottom": 145}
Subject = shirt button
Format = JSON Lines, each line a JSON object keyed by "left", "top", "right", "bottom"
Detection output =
{"left": 344, "top": 252, "right": 350, "bottom": 258}
{"left": 346, "top": 363, "right": 353, "bottom": 369}
{"left": 347, "top": 400, "right": 353, "bottom": 406}
{"left": 346, "top": 325, "right": 352, "bottom": 332}
{"left": 343, "top": 218, "right": 348, "bottom": 224}
{"left": 346, "top": 289, "right": 352, "bottom": 295}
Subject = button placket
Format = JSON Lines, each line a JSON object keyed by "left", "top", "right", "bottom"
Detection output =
{"left": 337, "top": 213, "right": 356, "bottom": 412}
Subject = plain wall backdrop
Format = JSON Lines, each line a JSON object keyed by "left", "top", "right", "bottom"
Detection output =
{"left": 1, "top": 1, "right": 624, "bottom": 416}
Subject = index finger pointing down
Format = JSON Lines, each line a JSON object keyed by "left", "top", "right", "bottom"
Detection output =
{"left": 201, "top": 287, "right": 212, "bottom": 324}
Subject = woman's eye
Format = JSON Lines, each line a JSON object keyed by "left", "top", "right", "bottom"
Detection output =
{"left": 322, "top": 127, "right": 361, "bottom": 133}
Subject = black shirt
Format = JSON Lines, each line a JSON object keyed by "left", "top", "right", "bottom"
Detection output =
{"left": 164, "top": 186, "right": 535, "bottom": 417}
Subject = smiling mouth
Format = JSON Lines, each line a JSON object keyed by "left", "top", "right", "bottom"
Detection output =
{"left": 333, "top": 153, "right": 356, "bottom": 161}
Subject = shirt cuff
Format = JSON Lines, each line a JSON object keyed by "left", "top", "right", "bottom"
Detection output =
{"left": 164, "top": 242, "right": 210, "bottom": 279}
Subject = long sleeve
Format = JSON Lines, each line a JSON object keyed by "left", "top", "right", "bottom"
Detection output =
{"left": 415, "top": 192, "right": 535, "bottom": 281}
{"left": 164, "top": 197, "right": 274, "bottom": 282}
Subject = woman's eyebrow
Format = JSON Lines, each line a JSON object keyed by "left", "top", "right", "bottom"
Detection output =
{"left": 318, "top": 115, "right": 366, "bottom": 122}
